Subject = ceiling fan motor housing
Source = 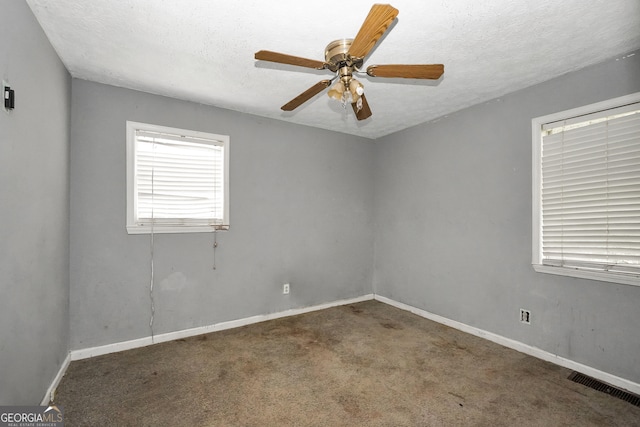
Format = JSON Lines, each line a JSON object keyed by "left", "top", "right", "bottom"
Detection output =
{"left": 324, "top": 39, "right": 363, "bottom": 71}
{"left": 325, "top": 38, "right": 364, "bottom": 90}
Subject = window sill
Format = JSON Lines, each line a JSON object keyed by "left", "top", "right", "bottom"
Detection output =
{"left": 126, "top": 225, "right": 229, "bottom": 234}
{"left": 533, "top": 264, "right": 640, "bottom": 287}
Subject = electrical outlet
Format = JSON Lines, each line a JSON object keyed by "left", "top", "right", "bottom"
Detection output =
{"left": 283, "top": 283, "right": 290, "bottom": 294}
{"left": 520, "top": 309, "right": 531, "bottom": 324}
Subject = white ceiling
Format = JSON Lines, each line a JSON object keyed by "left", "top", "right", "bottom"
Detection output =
{"left": 27, "top": 0, "right": 640, "bottom": 139}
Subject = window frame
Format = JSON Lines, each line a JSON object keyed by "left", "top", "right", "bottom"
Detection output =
{"left": 126, "top": 121, "right": 230, "bottom": 234}
{"left": 532, "top": 92, "right": 640, "bottom": 287}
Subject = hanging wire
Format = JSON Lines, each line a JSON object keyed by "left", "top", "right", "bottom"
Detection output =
{"left": 149, "top": 140, "right": 156, "bottom": 343}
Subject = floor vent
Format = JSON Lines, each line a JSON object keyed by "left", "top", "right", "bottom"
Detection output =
{"left": 568, "top": 371, "right": 640, "bottom": 407}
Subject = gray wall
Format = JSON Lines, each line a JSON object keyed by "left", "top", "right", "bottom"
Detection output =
{"left": 3, "top": 2, "right": 638, "bottom": 401}
{"left": 0, "top": 1, "right": 71, "bottom": 404}
{"left": 374, "top": 51, "right": 640, "bottom": 383}
{"left": 70, "top": 80, "right": 375, "bottom": 350}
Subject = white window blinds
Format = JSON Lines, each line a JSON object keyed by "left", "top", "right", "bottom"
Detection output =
{"left": 126, "top": 122, "right": 229, "bottom": 234}
{"left": 539, "top": 102, "right": 640, "bottom": 279}
{"left": 136, "top": 131, "right": 225, "bottom": 225}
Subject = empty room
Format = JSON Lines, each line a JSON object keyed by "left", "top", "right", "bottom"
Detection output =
{"left": 1, "top": 0, "right": 639, "bottom": 425}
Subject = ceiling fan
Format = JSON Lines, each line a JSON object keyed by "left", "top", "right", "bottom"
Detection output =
{"left": 254, "top": 4, "right": 444, "bottom": 121}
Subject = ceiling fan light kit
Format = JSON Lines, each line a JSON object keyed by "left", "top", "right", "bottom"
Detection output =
{"left": 254, "top": 4, "right": 444, "bottom": 121}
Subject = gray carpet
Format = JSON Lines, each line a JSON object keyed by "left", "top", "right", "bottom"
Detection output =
{"left": 54, "top": 300, "right": 640, "bottom": 426}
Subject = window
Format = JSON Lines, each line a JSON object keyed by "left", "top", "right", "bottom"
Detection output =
{"left": 126, "top": 121, "right": 229, "bottom": 234}
{"left": 532, "top": 93, "right": 640, "bottom": 286}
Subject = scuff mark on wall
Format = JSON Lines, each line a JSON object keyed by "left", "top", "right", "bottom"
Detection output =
{"left": 159, "top": 272, "right": 187, "bottom": 292}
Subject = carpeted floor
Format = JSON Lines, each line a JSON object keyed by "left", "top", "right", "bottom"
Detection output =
{"left": 54, "top": 300, "right": 640, "bottom": 426}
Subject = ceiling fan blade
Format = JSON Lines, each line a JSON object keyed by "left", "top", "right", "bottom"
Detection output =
{"left": 281, "top": 80, "right": 332, "bottom": 111}
{"left": 352, "top": 94, "right": 372, "bottom": 121}
{"left": 366, "top": 64, "right": 444, "bottom": 79}
{"left": 348, "top": 4, "right": 399, "bottom": 60}
{"left": 255, "top": 50, "right": 327, "bottom": 70}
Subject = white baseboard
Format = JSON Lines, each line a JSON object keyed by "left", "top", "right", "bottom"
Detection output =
{"left": 41, "top": 353, "right": 71, "bottom": 405}
{"left": 50, "top": 292, "right": 639, "bottom": 402}
{"left": 374, "top": 294, "right": 640, "bottom": 396}
{"left": 70, "top": 294, "right": 374, "bottom": 361}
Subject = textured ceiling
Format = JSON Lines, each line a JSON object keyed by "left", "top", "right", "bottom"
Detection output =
{"left": 27, "top": 0, "right": 640, "bottom": 139}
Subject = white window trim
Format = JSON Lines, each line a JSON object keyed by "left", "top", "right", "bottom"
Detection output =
{"left": 532, "top": 92, "right": 640, "bottom": 287}
{"left": 126, "top": 121, "right": 230, "bottom": 234}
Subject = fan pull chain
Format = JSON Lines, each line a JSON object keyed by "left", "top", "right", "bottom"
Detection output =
{"left": 212, "top": 228, "right": 218, "bottom": 270}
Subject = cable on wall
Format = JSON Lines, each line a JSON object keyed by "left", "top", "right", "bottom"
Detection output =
{"left": 149, "top": 224, "right": 155, "bottom": 343}
{"left": 149, "top": 143, "right": 156, "bottom": 343}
